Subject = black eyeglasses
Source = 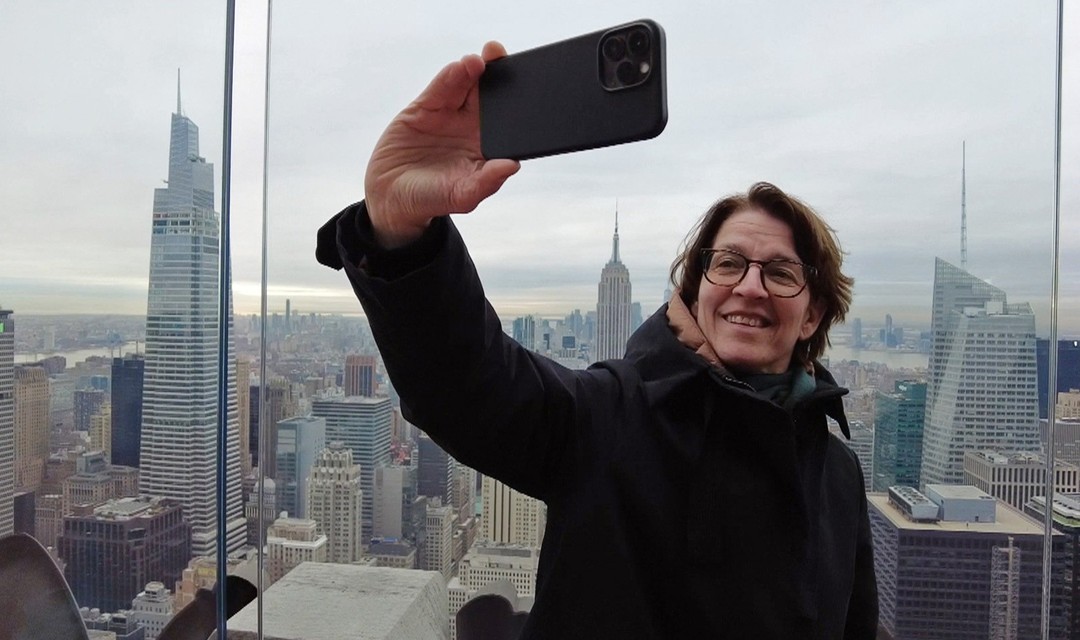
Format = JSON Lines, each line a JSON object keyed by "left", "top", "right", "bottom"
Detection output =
{"left": 700, "top": 249, "right": 815, "bottom": 298}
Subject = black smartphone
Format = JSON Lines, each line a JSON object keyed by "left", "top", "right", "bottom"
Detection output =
{"left": 479, "top": 19, "right": 667, "bottom": 161}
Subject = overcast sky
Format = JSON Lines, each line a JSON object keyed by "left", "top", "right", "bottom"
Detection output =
{"left": 1, "top": 1, "right": 1077, "bottom": 335}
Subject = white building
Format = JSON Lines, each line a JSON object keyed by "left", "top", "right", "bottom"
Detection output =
{"left": 481, "top": 475, "right": 546, "bottom": 548}
{"left": 0, "top": 308, "right": 13, "bottom": 536}
{"left": 963, "top": 450, "right": 1080, "bottom": 511}
{"left": 129, "top": 581, "right": 174, "bottom": 640}
{"left": 447, "top": 543, "right": 539, "bottom": 640}
{"left": 422, "top": 500, "right": 456, "bottom": 581}
{"left": 266, "top": 517, "right": 328, "bottom": 584}
{"left": 307, "top": 442, "right": 364, "bottom": 563}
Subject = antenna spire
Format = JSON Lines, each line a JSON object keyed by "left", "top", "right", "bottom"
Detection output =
{"left": 961, "top": 141, "right": 968, "bottom": 270}
{"left": 610, "top": 200, "right": 621, "bottom": 264}
{"left": 176, "top": 68, "right": 182, "bottom": 116}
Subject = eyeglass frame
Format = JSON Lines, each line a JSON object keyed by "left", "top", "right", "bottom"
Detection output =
{"left": 699, "top": 248, "right": 817, "bottom": 298}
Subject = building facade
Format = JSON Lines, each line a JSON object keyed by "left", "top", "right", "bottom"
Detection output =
{"left": 137, "top": 93, "right": 244, "bottom": 557}
{"left": 307, "top": 442, "right": 364, "bottom": 563}
{"left": 344, "top": 354, "right": 377, "bottom": 397}
{"left": 266, "top": 517, "right": 327, "bottom": 584}
{"left": 921, "top": 259, "right": 1041, "bottom": 488}
{"left": 480, "top": 475, "right": 546, "bottom": 548}
{"left": 873, "top": 380, "right": 927, "bottom": 492}
{"left": 275, "top": 415, "right": 326, "bottom": 519}
{"left": 418, "top": 433, "right": 452, "bottom": 503}
{"left": 963, "top": 450, "right": 1080, "bottom": 512}
{"left": 110, "top": 354, "right": 144, "bottom": 468}
{"left": 57, "top": 497, "right": 191, "bottom": 613}
{"left": 312, "top": 395, "right": 392, "bottom": 542}
{"left": 869, "top": 487, "right": 1070, "bottom": 639}
{"left": 0, "top": 309, "right": 13, "bottom": 536}
{"left": 14, "top": 365, "right": 49, "bottom": 491}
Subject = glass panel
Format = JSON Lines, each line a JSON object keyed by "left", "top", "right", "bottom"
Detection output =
{"left": 259, "top": 3, "right": 1072, "bottom": 638}
{"left": 0, "top": 1, "right": 241, "bottom": 635}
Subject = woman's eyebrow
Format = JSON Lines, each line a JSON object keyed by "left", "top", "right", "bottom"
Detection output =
{"left": 714, "top": 243, "right": 799, "bottom": 262}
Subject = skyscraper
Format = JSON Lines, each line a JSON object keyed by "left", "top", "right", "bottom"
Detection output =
{"left": 307, "top": 442, "right": 363, "bottom": 564}
{"left": 275, "top": 416, "right": 326, "bottom": 518}
{"left": 311, "top": 396, "right": 392, "bottom": 542}
{"left": 595, "top": 209, "right": 632, "bottom": 362}
{"left": 480, "top": 475, "right": 546, "bottom": 548}
{"left": 0, "top": 308, "right": 14, "bottom": 536}
{"left": 344, "top": 354, "right": 377, "bottom": 397}
{"left": 111, "top": 354, "right": 144, "bottom": 468}
{"left": 920, "top": 259, "right": 1041, "bottom": 488}
{"left": 73, "top": 388, "right": 106, "bottom": 433}
{"left": 1036, "top": 338, "right": 1080, "bottom": 419}
{"left": 14, "top": 366, "right": 49, "bottom": 491}
{"left": 417, "top": 434, "right": 452, "bottom": 503}
{"left": 138, "top": 86, "right": 245, "bottom": 556}
{"left": 873, "top": 380, "right": 927, "bottom": 492}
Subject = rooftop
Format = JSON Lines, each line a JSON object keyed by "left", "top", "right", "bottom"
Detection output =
{"left": 869, "top": 493, "right": 1046, "bottom": 535}
{"left": 226, "top": 562, "right": 448, "bottom": 640}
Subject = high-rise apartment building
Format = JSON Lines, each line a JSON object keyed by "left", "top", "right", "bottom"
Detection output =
{"left": 374, "top": 463, "right": 420, "bottom": 541}
{"left": 418, "top": 434, "right": 452, "bottom": 503}
{"left": 312, "top": 396, "right": 392, "bottom": 542}
{"left": 88, "top": 402, "right": 111, "bottom": 459}
{"left": 307, "top": 442, "right": 363, "bottom": 563}
{"left": 0, "top": 308, "right": 13, "bottom": 536}
{"left": 422, "top": 499, "right": 456, "bottom": 580}
{"left": 266, "top": 516, "right": 327, "bottom": 584}
{"left": 963, "top": 450, "right": 1080, "bottom": 511}
{"left": 869, "top": 486, "right": 1070, "bottom": 639}
{"left": 873, "top": 380, "right": 927, "bottom": 492}
{"left": 920, "top": 259, "right": 1041, "bottom": 488}
{"left": 58, "top": 496, "right": 191, "bottom": 613}
{"left": 344, "top": 354, "right": 377, "bottom": 397}
{"left": 275, "top": 416, "right": 326, "bottom": 519}
{"left": 14, "top": 365, "right": 49, "bottom": 491}
{"left": 480, "top": 475, "right": 546, "bottom": 548}
{"left": 138, "top": 91, "right": 245, "bottom": 557}
{"left": 595, "top": 212, "right": 632, "bottom": 362}
{"left": 73, "top": 388, "right": 107, "bottom": 432}
{"left": 110, "top": 354, "right": 144, "bottom": 468}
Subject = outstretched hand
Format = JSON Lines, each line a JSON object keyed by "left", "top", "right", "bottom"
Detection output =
{"left": 365, "top": 41, "right": 521, "bottom": 249}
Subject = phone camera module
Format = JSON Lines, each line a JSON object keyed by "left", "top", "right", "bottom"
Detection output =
{"left": 598, "top": 23, "right": 655, "bottom": 91}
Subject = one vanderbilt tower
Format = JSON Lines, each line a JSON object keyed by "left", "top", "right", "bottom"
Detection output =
{"left": 139, "top": 77, "right": 244, "bottom": 556}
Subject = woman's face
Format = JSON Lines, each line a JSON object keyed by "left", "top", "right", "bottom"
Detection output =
{"left": 693, "top": 208, "right": 824, "bottom": 374}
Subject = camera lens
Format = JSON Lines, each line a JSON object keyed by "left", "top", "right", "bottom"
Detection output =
{"left": 627, "top": 29, "right": 650, "bottom": 57}
{"left": 602, "top": 36, "right": 626, "bottom": 61}
{"left": 616, "top": 61, "right": 639, "bottom": 85}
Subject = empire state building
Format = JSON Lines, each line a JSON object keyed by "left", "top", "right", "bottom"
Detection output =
{"left": 139, "top": 79, "right": 245, "bottom": 556}
{"left": 594, "top": 208, "right": 632, "bottom": 362}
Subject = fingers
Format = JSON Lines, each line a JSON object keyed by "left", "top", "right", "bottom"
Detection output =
{"left": 451, "top": 159, "right": 521, "bottom": 213}
{"left": 416, "top": 54, "right": 485, "bottom": 112}
{"left": 481, "top": 40, "right": 507, "bottom": 63}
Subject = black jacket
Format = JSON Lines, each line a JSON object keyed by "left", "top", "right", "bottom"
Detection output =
{"left": 318, "top": 202, "right": 879, "bottom": 639}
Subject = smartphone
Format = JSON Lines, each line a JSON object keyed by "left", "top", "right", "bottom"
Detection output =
{"left": 479, "top": 19, "right": 667, "bottom": 161}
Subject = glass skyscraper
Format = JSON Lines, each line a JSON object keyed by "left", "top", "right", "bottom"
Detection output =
{"left": 920, "top": 258, "right": 1041, "bottom": 488}
{"left": 138, "top": 88, "right": 244, "bottom": 556}
{"left": 111, "top": 354, "right": 145, "bottom": 468}
{"left": 873, "top": 380, "right": 927, "bottom": 492}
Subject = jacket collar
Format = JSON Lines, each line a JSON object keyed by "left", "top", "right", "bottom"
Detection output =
{"left": 624, "top": 297, "right": 851, "bottom": 439}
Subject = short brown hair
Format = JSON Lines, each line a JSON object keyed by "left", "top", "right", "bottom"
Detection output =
{"left": 669, "top": 182, "right": 853, "bottom": 366}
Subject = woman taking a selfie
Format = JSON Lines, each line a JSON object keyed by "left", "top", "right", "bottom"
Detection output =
{"left": 317, "top": 41, "right": 878, "bottom": 639}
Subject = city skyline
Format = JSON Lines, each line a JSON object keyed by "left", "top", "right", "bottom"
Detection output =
{"left": 1, "top": 2, "right": 1077, "bottom": 337}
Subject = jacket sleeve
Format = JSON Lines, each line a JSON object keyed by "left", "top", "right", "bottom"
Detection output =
{"left": 844, "top": 464, "right": 880, "bottom": 639}
{"left": 318, "top": 201, "right": 593, "bottom": 502}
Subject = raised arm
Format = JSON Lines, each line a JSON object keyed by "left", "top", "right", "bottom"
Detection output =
{"left": 364, "top": 41, "right": 520, "bottom": 248}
